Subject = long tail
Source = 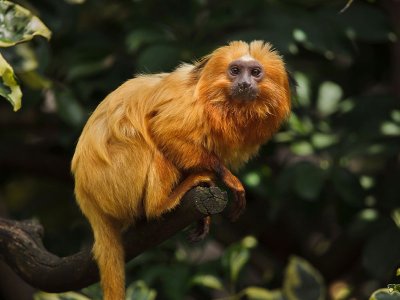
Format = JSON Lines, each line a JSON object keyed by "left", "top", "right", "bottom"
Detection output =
{"left": 91, "top": 215, "right": 125, "bottom": 300}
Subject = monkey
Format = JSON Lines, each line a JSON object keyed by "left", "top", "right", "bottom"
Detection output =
{"left": 71, "top": 40, "right": 292, "bottom": 300}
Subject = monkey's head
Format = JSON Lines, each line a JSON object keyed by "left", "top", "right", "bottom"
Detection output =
{"left": 193, "top": 40, "right": 292, "bottom": 120}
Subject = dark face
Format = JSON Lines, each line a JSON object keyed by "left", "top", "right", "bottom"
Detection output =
{"left": 227, "top": 58, "right": 264, "bottom": 101}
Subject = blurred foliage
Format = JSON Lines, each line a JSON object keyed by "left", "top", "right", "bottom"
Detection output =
{"left": 34, "top": 237, "right": 326, "bottom": 300}
{"left": 35, "top": 280, "right": 157, "bottom": 300}
{"left": 1, "top": 0, "right": 400, "bottom": 299}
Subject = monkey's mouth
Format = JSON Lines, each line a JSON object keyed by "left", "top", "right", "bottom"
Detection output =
{"left": 230, "top": 86, "right": 259, "bottom": 101}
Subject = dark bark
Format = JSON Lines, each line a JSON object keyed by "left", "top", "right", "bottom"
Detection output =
{"left": 0, "top": 186, "right": 228, "bottom": 293}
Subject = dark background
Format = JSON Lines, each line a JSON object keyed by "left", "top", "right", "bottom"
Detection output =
{"left": 1, "top": 0, "right": 400, "bottom": 299}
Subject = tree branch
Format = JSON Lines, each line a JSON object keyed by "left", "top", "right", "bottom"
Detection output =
{"left": 0, "top": 186, "right": 228, "bottom": 293}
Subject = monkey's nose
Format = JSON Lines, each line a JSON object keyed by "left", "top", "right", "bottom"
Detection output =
{"left": 238, "top": 82, "right": 251, "bottom": 90}
{"left": 231, "top": 81, "right": 258, "bottom": 101}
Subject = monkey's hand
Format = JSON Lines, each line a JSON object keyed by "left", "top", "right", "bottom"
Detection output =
{"left": 217, "top": 165, "right": 246, "bottom": 221}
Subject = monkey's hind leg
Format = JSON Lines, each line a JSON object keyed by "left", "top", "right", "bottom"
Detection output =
{"left": 188, "top": 180, "right": 217, "bottom": 242}
{"left": 189, "top": 215, "right": 211, "bottom": 242}
{"left": 145, "top": 171, "right": 215, "bottom": 240}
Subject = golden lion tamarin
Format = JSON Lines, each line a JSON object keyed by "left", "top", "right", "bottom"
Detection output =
{"left": 71, "top": 40, "right": 291, "bottom": 299}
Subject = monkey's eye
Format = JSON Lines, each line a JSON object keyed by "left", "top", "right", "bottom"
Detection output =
{"left": 251, "top": 68, "right": 262, "bottom": 77}
{"left": 229, "top": 66, "right": 240, "bottom": 76}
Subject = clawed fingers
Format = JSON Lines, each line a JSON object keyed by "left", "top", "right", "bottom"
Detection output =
{"left": 218, "top": 169, "right": 246, "bottom": 221}
{"left": 188, "top": 216, "right": 211, "bottom": 243}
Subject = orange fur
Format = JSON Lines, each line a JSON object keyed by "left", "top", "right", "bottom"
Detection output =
{"left": 71, "top": 40, "right": 291, "bottom": 299}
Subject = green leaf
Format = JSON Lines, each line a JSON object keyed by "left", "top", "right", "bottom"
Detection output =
{"left": 363, "top": 227, "right": 400, "bottom": 280}
{"left": 311, "top": 133, "right": 338, "bottom": 149}
{"left": 228, "top": 246, "right": 250, "bottom": 284}
{"left": 244, "top": 172, "right": 261, "bottom": 187}
{"left": 0, "top": 52, "right": 22, "bottom": 111}
{"left": 339, "top": 3, "right": 395, "bottom": 43}
{"left": 290, "top": 141, "right": 314, "bottom": 156}
{"left": 81, "top": 283, "right": 102, "bottom": 300}
{"left": 66, "top": 55, "right": 114, "bottom": 81}
{"left": 0, "top": 1, "right": 51, "bottom": 47}
{"left": 136, "top": 44, "right": 181, "bottom": 73}
{"left": 293, "top": 72, "right": 311, "bottom": 108}
{"left": 13, "top": 43, "right": 39, "bottom": 72}
{"left": 222, "top": 236, "right": 257, "bottom": 285}
{"left": 54, "top": 89, "right": 86, "bottom": 128}
{"left": 126, "top": 28, "right": 168, "bottom": 53}
{"left": 290, "top": 9, "right": 352, "bottom": 59}
{"left": 282, "top": 256, "right": 325, "bottom": 300}
{"left": 293, "top": 162, "right": 326, "bottom": 201}
{"left": 381, "top": 121, "right": 400, "bottom": 136}
{"left": 4, "top": 43, "right": 51, "bottom": 90}
{"left": 34, "top": 291, "right": 91, "bottom": 300}
{"left": 65, "top": 0, "right": 86, "bottom": 4}
{"left": 190, "top": 274, "right": 224, "bottom": 291}
{"left": 331, "top": 167, "right": 364, "bottom": 206}
{"left": 241, "top": 236, "right": 258, "bottom": 249}
{"left": 240, "top": 286, "right": 284, "bottom": 300}
{"left": 126, "top": 280, "right": 157, "bottom": 300}
{"left": 19, "top": 70, "right": 52, "bottom": 90}
{"left": 391, "top": 209, "right": 400, "bottom": 229}
{"left": 392, "top": 110, "right": 400, "bottom": 123}
{"left": 388, "top": 285, "right": 400, "bottom": 293}
{"left": 288, "top": 113, "right": 314, "bottom": 135}
{"left": 317, "top": 81, "right": 343, "bottom": 116}
{"left": 369, "top": 288, "right": 400, "bottom": 300}
{"left": 161, "top": 264, "right": 191, "bottom": 300}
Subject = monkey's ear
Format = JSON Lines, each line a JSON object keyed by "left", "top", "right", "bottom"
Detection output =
{"left": 191, "top": 55, "right": 211, "bottom": 80}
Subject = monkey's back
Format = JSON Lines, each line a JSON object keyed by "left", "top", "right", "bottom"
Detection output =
{"left": 71, "top": 74, "right": 177, "bottom": 224}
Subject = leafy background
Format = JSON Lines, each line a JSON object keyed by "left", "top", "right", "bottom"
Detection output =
{"left": 1, "top": 0, "right": 400, "bottom": 299}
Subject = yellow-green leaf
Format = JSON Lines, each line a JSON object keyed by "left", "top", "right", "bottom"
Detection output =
{"left": 317, "top": 81, "right": 343, "bottom": 116}
{"left": 126, "top": 280, "right": 157, "bottom": 300}
{"left": 0, "top": 52, "right": 22, "bottom": 111}
{"left": 241, "top": 286, "right": 284, "bottom": 300}
{"left": 65, "top": 0, "right": 86, "bottom": 4}
{"left": 0, "top": 1, "right": 51, "bottom": 47}
{"left": 19, "top": 71, "right": 52, "bottom": 90}
{"left": 190, "top": 274, "right": 224, "bottom": 290}
{"left": 283, "top": 256, "right": 325, "bottom": 300}
{"left": 369, "top": 288, "right": 400, "bottom": 300}
{"left": 34, "top": 291, "right": 91, "bottom": 300}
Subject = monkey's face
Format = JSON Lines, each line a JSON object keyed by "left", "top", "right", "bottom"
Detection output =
{"left": 195, "top": 40, "right": 291, "bottom": 120}
{"left": 227, "top": 56, "right": 264, "bottom": 101}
